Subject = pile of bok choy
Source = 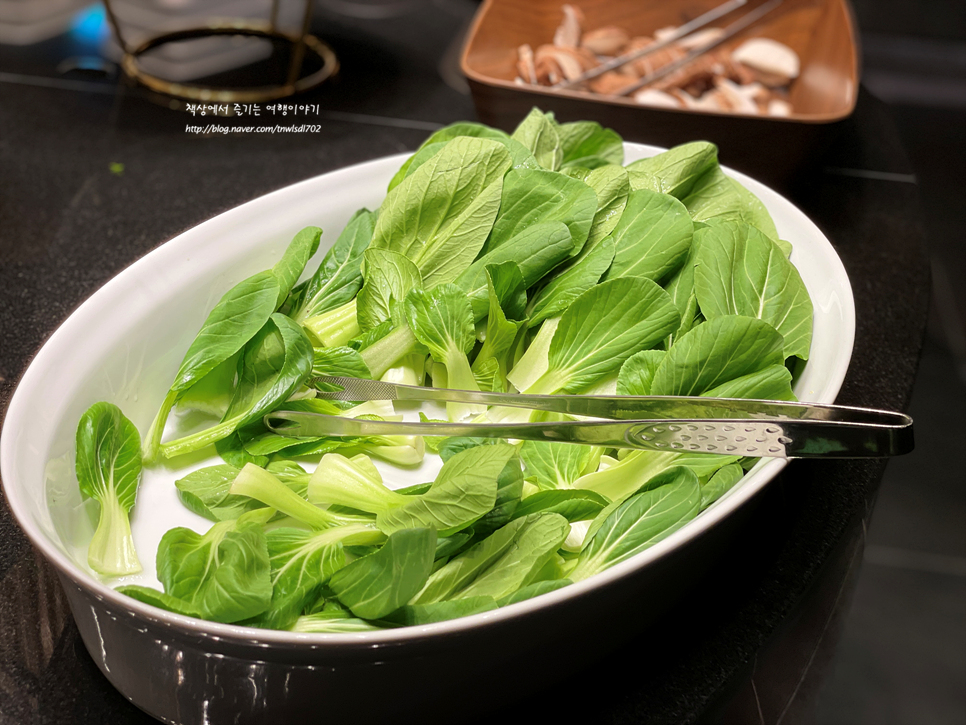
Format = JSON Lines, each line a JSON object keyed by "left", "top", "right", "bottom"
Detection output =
{"left": 74, "top": 109, "right": 813, "bottom": 631}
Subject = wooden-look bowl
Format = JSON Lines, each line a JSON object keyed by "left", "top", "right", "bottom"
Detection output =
{"left": 460, "top": 0, "right": 859, "bottom": 183}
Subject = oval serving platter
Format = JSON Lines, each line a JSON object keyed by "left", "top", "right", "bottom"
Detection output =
{"left": 0, "top": 144, "right": 854, "bottom": 725}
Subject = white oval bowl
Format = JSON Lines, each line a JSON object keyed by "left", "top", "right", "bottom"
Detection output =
{"left": 0, "top": 144, "right": 854, "bottom": 723}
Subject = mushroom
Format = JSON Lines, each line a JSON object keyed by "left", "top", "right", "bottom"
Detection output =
{"left": 516, "top": 44, "right": 537, "bottom": 84}
{"left": 677, "top": 27, "right": 726, "bottom": 49}
{"left": 590, "top": 71, "right": 634, "bottom": 95}
{"left": 581, "top": 27, "right": 629, "bottom": 56}
{"left": 732, "top": 38, "right": 800, "bottom": 87}
{"left": 632, "top": 88, "right": 682, "bottom": 108}
{"left": 652, "top": 51, "right": 722, "bottom": 92}
{"left": 535, "top": 44, "right": 596, "bottom": 82}
{"left": 767, "top": 98, "right": 793, "bottom": 117}
{"left": 675, "top": 89, "right": 729, "bottom": 112}
{"left": 629, "top": 43, "right": 687, "bottom": 77}
{"left": 553, "top": 4, "right": 584, "bottom": 48}
{"left": 714, "top": 77, "right": 759, "bottom": 114}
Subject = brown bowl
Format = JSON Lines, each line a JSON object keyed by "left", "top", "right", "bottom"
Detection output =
{"left": 460, "top": 0, "right": 859, "bottom": 183}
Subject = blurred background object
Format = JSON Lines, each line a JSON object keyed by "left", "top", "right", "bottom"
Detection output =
{"left": 812, "top": 2, "right": 966, "bottom": 719}
{"left": 0, "top": 0, "right": 89, "bottom": 45}
{"left": 101, "top": 0, "right": 307, "bottom": 82}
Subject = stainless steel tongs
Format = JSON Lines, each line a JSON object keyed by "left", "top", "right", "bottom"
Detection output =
{"left": 263, "top": 377, "right": 914, "bottom": 460}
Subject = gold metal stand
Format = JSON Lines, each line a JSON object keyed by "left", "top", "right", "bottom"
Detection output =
{"left": 101, "top": 0, "right": 338, "bottom": 103}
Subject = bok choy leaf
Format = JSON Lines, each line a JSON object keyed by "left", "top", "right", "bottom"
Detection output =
{"left": 76, "top": 402, "right": 143, "bottom": 576}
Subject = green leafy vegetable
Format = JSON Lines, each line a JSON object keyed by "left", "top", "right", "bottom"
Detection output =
{"left": 356, "top": 249, "right": 422, "bottom": 332}
{"left": 230, "top": 464, "right": 371, "bottom": 530}
{"left": 482, "top": 169, "right": 598, "bottom": 257}
{"left": 527, "top": 235, "right": 616, "bottom": 329}
{"left": 143, "top": 270, "right": 279, "bottom": 461}
{"left": 511, "top": 107, "right": 563, "bottom": 170}
{"left": 580, "top": 164, "right": 630, "bottom": 251}
{"left": 511, "top": 489, "right": 609, "bottom": 523}
{"left": 693, "top": 220, "right": 813, "bottom": 360}
{"left": 682, "top": 167, "right": 780, "bottom": 241}
{"left": 701, "top": 463, "right": 745, "bottom": 509}
{"left": 649, "top": 315, "right": 794, "bottom": 398}
{"left": 371, "top": 136, "right": 511, "bottom": 287}
{"left": 307, "top": 453, "right": 407, "bottom": 513}
{"left": 570, "top": 468, "right": 701, "bottom": 581}
{"left": 625, "top": 142, "right": 718, "bottom": 199}
{"left": 292, "top": 215, "right": 372, "bottom": 324}
{"left": 328, "top": 528, "right": 437, "bottom": 619}
{"left": 272, "top": 226, "right": 323, "bottom": 308}
{"left": 558, "top": 120, "right": 624, "bottom": 169}
{"left": 471, "top": 266, "right": 526, "bottom": 391}
{"left": 457, "top": 221, "right": 574, "bottom": 321}
{"left": 601, "top": 189, "right": 693, "bottom": 284}
{"left": 75, "top": 402, "right": 143, "bottom": 576}
{"left": 455, "top": 513, "right": 570, "bottom": 600}
{"left": 160, "top": 314, "right": 314, "bottom": 459}
{"left": 152, "top": 511, "right": 274, "bottom": 623}
{"left": 387, "top": 122, "right": 536, "bottom": 192}
{"left": 405, "top": 284, "right": 482, "bottom": 420}
{"left": 376, "top": 444, "right": 516, "bottom": 536}
{"left": 309, "top": 346, "right": 372, "bottom": 382}
{"left": 523, "top": 277, "right": 680, "bottom": 394}
{"left": 520, "top": 440, "right": 599, "bottom": 490}
{"left": 256, "top": 523, "right": 384, "bottom": 629}
{"left": 104, "top": 111, "right": 821, "bottom": 632}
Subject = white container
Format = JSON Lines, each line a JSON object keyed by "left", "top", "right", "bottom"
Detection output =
{"left": 0, "top": 145, "right": 855, "bottom": 724}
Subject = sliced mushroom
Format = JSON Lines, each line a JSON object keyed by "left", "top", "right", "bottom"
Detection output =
{"left": 581, "top": 27, "right": 630, "bottom": 56}
{"left": 732, "top": 38, "right": 800, "bottom": 86}
{"left": 632, "top": 88, "right": 682, "bottom": 108}
{"left": 677, "top": 27, "right": 726, "bottom": 50}
{"left": 516, "top": 44, "right": 537, "bottom": 85}
{"left": 535, "top": 44, "right": 592, "bottom": 81}
{"left": 553, "top": 4, "right": 584, "bottom": 48}
{"left": 589, "top": 71, "right": 634, "bottom": 95}
{"left": 652, "top": 51, "right": 721, "bottom": 92}
{"left": 767, "top": 98, "right": 793, "bottom": 117}
{"left": 714, "top": 77, "right": 759, "bottom": 115}
{"left": 653, "top": 26, "right": 679, "bottom": 42}
{"left": 629, "top": 44, "right": 687, "bottom": 77}
{"left": 679, "top": 89, "right": 729, "bottom": 112}
{"left": 736, "top": 81, "right": 772, "bottom": 112}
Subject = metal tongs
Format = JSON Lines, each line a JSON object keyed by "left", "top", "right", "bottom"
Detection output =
{"left": 553, "top": 0, "right": 786, "bottom": 97}
{"left": 264, "top": 377, "right": 914, "bottom": 460}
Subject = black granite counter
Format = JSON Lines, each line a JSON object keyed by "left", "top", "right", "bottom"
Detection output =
{"left": 0, "top": 3, "right": 929, "bottom": 724}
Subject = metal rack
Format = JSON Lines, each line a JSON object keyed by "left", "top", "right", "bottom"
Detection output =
{"left": 101, "top": 0, "right": 338, "bottom": 103}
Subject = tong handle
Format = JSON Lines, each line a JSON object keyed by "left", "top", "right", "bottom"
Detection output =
{"left": 625, "top": 418, "right": 913, "bottom": 458}
{"left": 265, "top": 412, "right": 914, "bottom": 459}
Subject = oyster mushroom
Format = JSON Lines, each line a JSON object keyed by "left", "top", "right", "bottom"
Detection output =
{"left": 516, "top": 44, "right": 537, "bottom": 84}
{"left": 590, "top": 71, "right": 634, "bottom": 95}
{"left": 581, "top": 27, "right": 629, "bottom": 56}
{"left": 632, "top": 88, "right": 682, "bottom": 108}
{"left": 535, "top": 44, "right": 595, "bottom": 82}
{"left": 732, "top": 38, "right": 800, "bottom": 87}
{"left": 714, "top": 77, "right": 759, "bottom": 114}
{"left": 678, "top": 27, "right": 726, "bottom": 50}
{"left": 553, "top": 4, "right": 584, "bottom": 48}
{"left": 767, "top": 98, "right": 793, "bottom": 117}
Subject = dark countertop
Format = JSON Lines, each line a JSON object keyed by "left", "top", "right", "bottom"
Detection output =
{"left": 0, "top": 4, "right": 930, "bottom": 724}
